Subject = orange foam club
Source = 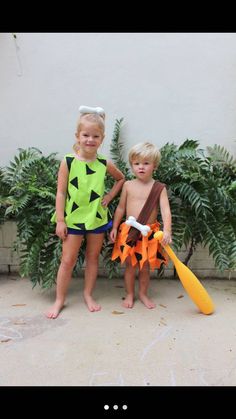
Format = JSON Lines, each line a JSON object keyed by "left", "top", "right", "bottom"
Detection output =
{"left": 154, "top": 231, "right": 215, "bottom": 315}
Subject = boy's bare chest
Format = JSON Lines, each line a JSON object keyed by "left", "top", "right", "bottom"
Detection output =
{"left": 128, "top": 184, "right": 153, "bottom": 202}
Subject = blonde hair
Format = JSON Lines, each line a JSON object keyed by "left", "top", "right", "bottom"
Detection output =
{"left": 73, "top": 112, "right": 105, "bottom": 153}
{"left": 76, "top": 113, "right": 105, "bottom": 134}
{"left": 128, "top": 142, "right": 161, "bottom": 167}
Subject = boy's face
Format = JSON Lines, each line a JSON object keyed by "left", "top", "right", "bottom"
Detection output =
{"left": 131, "top": 158, "right": 156, "bottom": 181}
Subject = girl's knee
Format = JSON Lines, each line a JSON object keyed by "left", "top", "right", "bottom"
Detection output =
{"left": 61, "top": 257, "right": 77, "bottom": 270}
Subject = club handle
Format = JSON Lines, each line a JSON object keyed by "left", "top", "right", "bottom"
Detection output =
{"left": 154, "top": 231, "right": 178, "bottom": 261}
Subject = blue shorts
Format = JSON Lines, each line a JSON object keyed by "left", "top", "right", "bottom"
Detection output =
{"left": 67, "top": 220, "right": 112, "bottom": 235}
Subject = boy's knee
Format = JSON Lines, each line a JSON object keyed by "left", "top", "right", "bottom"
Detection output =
{"left": 140, "top": 262, "right": 149, "bottom": 272}
{"left": 126, "top": 259, "right": 137, "bottom": 269}
{"left": 86, "top": 254, "right": 99, "bottom": 264}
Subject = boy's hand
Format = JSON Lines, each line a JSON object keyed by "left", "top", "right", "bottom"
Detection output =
{"left": 56, "top": 221, "right": 68, "bottom": 241}
{"left": 161, "top": 231, "right": 172, "bottom": 246}
{"left": 110, "top": 228, "right": 117, "bottom": 243}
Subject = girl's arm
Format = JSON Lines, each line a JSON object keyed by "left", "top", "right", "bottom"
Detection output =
{"left": 110, "top": 182, "right": 128, "bottom": 242}
{"left": 101, "top": 160, "right": 125, "bottom": 206}
{"left": 55, "top": 160, "right": 68, "bottom": 240}
{"left": 159, "top": 187, "right": 172, "bottom": 246}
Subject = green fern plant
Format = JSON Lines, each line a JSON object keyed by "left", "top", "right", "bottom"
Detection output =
{"left": 0, "top": 167, "right": 11, "bottom": 224}
{"left": 1, "top": 148, "right": 61, "bottom": 288}
{"left": 104, "top": 118, "right": 132, "bottom": 217}
{"left": 158, "top": 140, "right": 236, "bottom": 272}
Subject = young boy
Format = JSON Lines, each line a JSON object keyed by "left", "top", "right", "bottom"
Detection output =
{"left": 110, "top": 142, "right": 172, "bottom": 309}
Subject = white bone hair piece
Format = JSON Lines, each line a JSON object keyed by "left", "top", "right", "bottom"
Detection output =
{"left": 79, "top": 105, "right": 105, "bottom": 117}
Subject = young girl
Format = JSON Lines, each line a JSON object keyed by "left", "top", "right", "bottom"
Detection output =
{"left": 46, "top": 106, "right": 125, "bottom": 318}
{"left": 110, "top": 142, "right": 172, "bottom": 309}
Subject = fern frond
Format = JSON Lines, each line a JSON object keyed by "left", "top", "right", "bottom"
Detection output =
{"left": 109, "top": 118, "right": 130, "bottom": 177}
{"left": 178, "top": 139, "right": 200, "bottom": 150}
{"left": 207, "top": 144, "right": 236, "bottom": 169}
{"left": 202, "top": 222, "right": 229, "bottom": 270}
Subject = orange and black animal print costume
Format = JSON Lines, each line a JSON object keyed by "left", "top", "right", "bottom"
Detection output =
{"left": 111, "top": 181, "right": 168, "bottom": 270}
{"left": 111, "top": 221, "right": 168, "bottom": 270}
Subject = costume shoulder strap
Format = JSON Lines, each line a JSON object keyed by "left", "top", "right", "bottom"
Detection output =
{"left": 97, "top": 154, "right": 107, "bottom": 166}
{"left": 97, "top": 153, "right": 107, "bottom": 160}
{"left": 138, "top": 181, "right": 166, "bottom": 224}
{"left": 64, "top": 154, "right": 75, "bottom": 172}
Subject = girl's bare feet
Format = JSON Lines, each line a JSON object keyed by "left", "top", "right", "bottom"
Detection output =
{"left": 139, "top": 294, "right": 156, "bottom": 309}
{"left": 46, "top": 300, "right": 65, "bottom": 319}
{"left": 122, "top": 294, "right": 134, "bottom": 308}
{"left": 84, "top": 294, "right": 101, "bottom": 312}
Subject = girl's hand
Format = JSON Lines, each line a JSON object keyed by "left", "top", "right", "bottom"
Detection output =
{"left": 101, "top": 193, "right": 112, "bottom": 207}
{"left": 56, "top": 221, "right": 68, "bottom": 241}
{"left": 161, "top": 231, "right": 172, "bottom": 246}
{"left": 110, "top": 228, "right": 117, "bottom": 243}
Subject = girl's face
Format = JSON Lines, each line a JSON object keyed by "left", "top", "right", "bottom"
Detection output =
{"left": 75, "top": 122, "right": 104, "bottom": 156}
{"left": 131, "top": 158, "right": 156, "bottom": 182}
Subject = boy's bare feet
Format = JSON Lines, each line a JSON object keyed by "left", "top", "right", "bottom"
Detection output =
{"left": 46, "top": 300, "right": 65, "bottom": 319}
{"left": 139, "top": 294, "right": 156, "bottom": 309}
{"left": 122, "top": 294, "right": 134, "bottom": 308}
{"left": 84, "top": 294, "right": 101, "bottom": 312}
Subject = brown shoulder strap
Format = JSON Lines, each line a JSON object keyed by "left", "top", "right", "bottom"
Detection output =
{"left": 126, "top": 181, "right": 166, "bottom": 245}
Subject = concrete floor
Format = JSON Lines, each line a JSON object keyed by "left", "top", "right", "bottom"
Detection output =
{"left": 1, "top": 274, "right": 236, "bottom": 387}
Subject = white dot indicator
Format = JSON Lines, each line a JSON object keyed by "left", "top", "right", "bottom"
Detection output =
{"left": 122, "top": 405, "right": 128, "bottom": 410}
{"left": 104, "top": 405, "right": 109, "bottom": 410}
{"left": 113, "top": 405, "right": 118, "bottom": 410}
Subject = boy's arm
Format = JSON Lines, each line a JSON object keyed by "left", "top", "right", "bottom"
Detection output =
{"left": 102, "top": 160, "right": 125, "bottom": 206}
{"left": 110, "top": 182, "right": 128, "bottom": 242}
{"left": 159, "top": 187, "right": 172, "bottom": 245}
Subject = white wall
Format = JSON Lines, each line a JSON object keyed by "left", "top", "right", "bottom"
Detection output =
{"left": 1, "top": 32, "right": 236, "bottom": 166}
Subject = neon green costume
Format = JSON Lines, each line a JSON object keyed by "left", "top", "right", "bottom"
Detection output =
{"left": 51, "top": 153, "right": 110, "bottom": 230}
